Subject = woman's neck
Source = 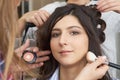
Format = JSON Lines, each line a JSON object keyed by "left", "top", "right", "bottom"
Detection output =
{"left": 59, "top": 58, "right": 87, "bottom": 80}
{"left": 67, "top": 0, "right": 91, "bottom": 5}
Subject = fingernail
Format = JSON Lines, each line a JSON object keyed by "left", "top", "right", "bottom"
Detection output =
{"left": 46, "top": 50, "right": 51, "bottom": 53}
{"left": 102, "top": 56, "right": 107, "bottom": 60}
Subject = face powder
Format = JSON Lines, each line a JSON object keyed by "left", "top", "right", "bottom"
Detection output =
{"left": 21, "top": 50, "right": 37, "bottom": 64}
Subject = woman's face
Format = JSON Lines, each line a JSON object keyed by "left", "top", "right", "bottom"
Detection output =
{"left": 50, "top": 15, "right": 89, "bottom": 66}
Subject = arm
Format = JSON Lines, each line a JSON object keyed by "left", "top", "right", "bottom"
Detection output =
{"left": 97, "top": 0, "right": 120, "bottom": 13}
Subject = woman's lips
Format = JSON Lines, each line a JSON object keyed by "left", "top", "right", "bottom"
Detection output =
{"left": 59, "top": 50, "right": 73, "bottom": 54}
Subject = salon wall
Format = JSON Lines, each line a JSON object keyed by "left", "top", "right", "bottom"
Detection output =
{"left": 19, "top": 0, "right": 64, "bottom": 17}
{"left": 29, "top": 0, "right": 64, "bottom": 11}
{"left": 116, "top": 32, "right": 120, "bottom": 79}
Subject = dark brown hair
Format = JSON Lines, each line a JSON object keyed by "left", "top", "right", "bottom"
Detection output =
{"left": 36, "top": 4, "right": 111, "bottom": 80}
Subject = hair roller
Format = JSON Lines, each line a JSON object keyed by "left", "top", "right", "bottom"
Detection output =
{"left": 96, "top": 18, "right": 106, "bottom": 43}
{"left": 88, "top": 5, "right": 106, "bottom": 43}
{"left": 96, "top": 19, "right": 106, "bottom": 31}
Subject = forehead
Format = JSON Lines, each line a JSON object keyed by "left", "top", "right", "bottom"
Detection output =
{"left": 53, "top": 15, "right": 83, "bottom": 29}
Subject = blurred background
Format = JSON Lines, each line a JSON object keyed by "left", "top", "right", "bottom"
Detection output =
{"left": 18, "top": 0, "right": 64, "bottom": 17}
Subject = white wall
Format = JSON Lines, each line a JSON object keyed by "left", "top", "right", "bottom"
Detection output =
{"left": 116, "top": 32, "right": 120, "bottom": 79}
{"left": 29, "top": 0, "right": 64, "bottom": 11}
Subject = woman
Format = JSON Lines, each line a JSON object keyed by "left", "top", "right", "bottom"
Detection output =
{"left": 36, "top": 4, "right": 113, "bottom": 80}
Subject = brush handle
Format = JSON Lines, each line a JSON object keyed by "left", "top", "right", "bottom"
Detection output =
{"left": 108, "top": 62, "right": 120, "bottom": 70}
{"left": 26, "top": 22, "right": 36, "bottom": 27}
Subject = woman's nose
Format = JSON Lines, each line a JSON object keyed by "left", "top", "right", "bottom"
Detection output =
{"left": 59, "top": 34, "right": 68, "bottom": 46}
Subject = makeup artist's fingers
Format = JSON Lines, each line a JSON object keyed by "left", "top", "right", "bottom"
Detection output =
{"left": 97, "top": 64, "right": 109, "bottom": 74}
{"left": 37, "top": 51, "right": 51, "bottom": 57}
{"left": 29, "top": 62, "right": 44, "bottom": 69}
{"left": 97, "top": 0, "right": 120, "bottom": 13}
{"left": 82, "top": 56, "right": 109, "bottom": 79}
{"left": 92, "top": 56, "right": 107, "bottom": 68}
{"left": 84, "top": 56, "right": 107, "bottom": 69}
{"left": 75, "top": 57, "right": 107, "bottom": 80}
{"left": 90, "top": 56, "right": 108, "bottom": 78}
{"left": 28, "top": 47, "right": 51, "bottom": 57}
{"left": 32, "top": 47, "right": 39, "bottom": 52}
{"left": 37, "top": 10, "right": 50, "bottom": 22}
{"left": 15, "top": 62, "right": 44, "bottom": 72}
{"left": 26, "top": 47, "right": 51, "bottom": 63}
{"left": 35, "top": 56, "right": 50, "bottom": 63}
{"left": 29, "top": 10, "right": 50, "bottom": 27}
{"left": 15, "top": 39, "right": 30, "bottom": 57}
{"left": 29, "top": 15, "right": 40, "bottom": 26}
{"left": 91, "top": 56, "right": 107, "bottom": 69}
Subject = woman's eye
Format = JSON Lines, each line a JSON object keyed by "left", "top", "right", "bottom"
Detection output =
{"left": 51, "top": 33, "right": 60, "bottom": 38}
{"left": 70, "top": 31, "right": 80, "bottom": 35}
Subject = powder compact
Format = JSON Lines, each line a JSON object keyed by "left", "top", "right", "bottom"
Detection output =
{"left": 21, "top": 50, "right": 37, "bottom": 64}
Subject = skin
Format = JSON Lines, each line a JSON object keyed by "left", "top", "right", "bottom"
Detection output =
{"left": 50, "top": 15, "right": 89, "bottom": 67}
{"left": 50, "top": 15, "right": 109, "bottom": 80}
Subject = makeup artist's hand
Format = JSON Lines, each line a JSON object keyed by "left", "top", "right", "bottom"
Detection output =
{"left": 75, "top": 56, "right": 109, "bottom": 80}
{"left": 97, "top": 0, "right": 120, "bottom": 13}
{"left": 15, "top": 39, "right": 51, "bottom": 69}
{"left": 17, "top": 10, "right": 50, "bottom": 37}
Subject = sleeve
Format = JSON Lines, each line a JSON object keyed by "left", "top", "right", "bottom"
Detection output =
{"left": 0, "top": 51, "right": 4, "bottom": 73}
{"left": 0, "top": 60, "right": 4, "bottom": 80}
{"left": 40, "top": 1, "right": 66, "bottom": 14}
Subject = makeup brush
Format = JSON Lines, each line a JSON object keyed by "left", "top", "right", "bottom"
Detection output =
{"left": 86, "top": 51, "right": 120, "bottom": 70}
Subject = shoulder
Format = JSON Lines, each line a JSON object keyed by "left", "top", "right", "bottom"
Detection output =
{"left": 40, "top": 1, "right": 67, "bottom": 14}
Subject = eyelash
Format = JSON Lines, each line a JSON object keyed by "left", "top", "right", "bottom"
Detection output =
{"left": 51, "top": 31, "right": 80, "bottom": 38}
{"left": 70, "top": 31, "right": 80, "bottom": 35}
{"left": 51, "top": 32, "right": 60, "bottom": 38}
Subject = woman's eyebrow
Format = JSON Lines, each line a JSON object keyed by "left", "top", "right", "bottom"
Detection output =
{"left": 52, "top": 25, "right": 82, "bottom": 31}
{"left": 52, "top": 28, "right": 60, "bottom": 31}
{"left": 67, "top": 26, "right": 82, "bottom": 30}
